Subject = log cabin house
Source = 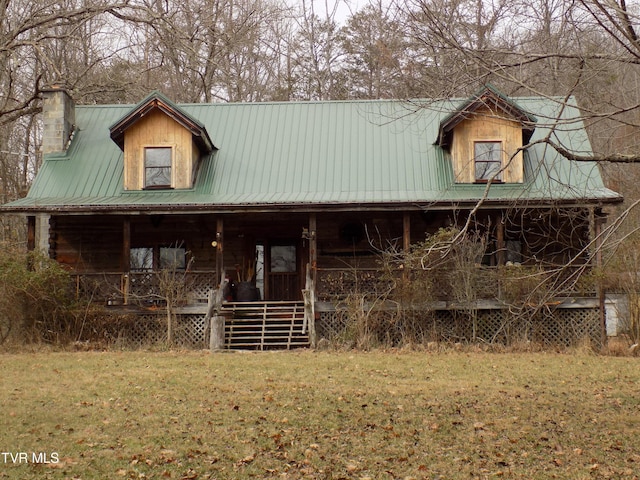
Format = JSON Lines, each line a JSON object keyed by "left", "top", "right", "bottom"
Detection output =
{"left": 1, "top": 85, "right": 622, "bottom": 349}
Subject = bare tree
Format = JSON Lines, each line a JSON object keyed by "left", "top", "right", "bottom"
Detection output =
{"left": 401, "top": 0, "right": 513, "bottom": 97}
{"left": 341, "top": 1, "right": 411, "bottom": 98}
{"left": 402, "top": 0, "right": 640, "bottom": 158}
{"left": 0, "top": 0, "right": 133, "bottom": 224}
{"left": 290, "top": 0, "right": 347, "bottom": 100}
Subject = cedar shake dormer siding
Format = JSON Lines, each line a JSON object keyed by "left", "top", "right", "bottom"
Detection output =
{"left": 123, "top": 109, "right": 198, "bottom": 190}
{"left": 450, "top": 106, "right": 525, "bottom": 184}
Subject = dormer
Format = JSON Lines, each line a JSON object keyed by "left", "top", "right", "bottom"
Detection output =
{"left": 436, "top": 85, "right": 536, "bottom": 184}
{"left": 109, "top": 92, "right": 215, "bottom": 191}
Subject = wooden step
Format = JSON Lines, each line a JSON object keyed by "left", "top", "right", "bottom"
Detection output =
{"left": 220, "top": 301, "right": 309, "bottom": 350}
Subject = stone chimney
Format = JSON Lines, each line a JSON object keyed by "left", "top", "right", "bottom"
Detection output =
{"left": 41, "top": 85, "right": 75, "bottom": 155}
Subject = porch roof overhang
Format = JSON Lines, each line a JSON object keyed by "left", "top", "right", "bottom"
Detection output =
{"left": 1, "top": 193, "right": 622, "bottom": 216}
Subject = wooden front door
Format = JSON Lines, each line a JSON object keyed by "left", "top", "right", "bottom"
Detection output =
{"left": 266, "top": 241, "right": 301, "bottom": 301}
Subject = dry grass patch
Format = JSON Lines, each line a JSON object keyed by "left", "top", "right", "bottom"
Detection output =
{"left": 0, "top": 350, "right": 639, "bottom": 479}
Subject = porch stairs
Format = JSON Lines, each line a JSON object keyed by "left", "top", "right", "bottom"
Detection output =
{"left": 219, "top": 301, "right": 309, "bottom": 350}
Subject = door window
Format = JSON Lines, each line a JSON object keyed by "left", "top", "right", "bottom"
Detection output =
{"left": 270, "top": 245, "right": 296, "bottom": 273}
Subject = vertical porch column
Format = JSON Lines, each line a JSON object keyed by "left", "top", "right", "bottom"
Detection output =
{"left": 309, "top": 213, "right": 317, "bottom": 285}
{"left": 403, "top": 212, "right": 411, "bottom": 252}
{"left": 209, "top": 286, "right": 226, "bottom": 351}
{"left": 27, "top": 216, "right": 36, "bottom": 251}
{"left": 403, "top": 212, "right": 411, "bottom": 280}
{"left": 123, "top": 217, "right": 131, "bottom": 269}
{"left": 593, "top": 207, "right": 606, "bottom": 345}
{"left": 307, "top": 213, "right": 318, "bottom": 346}
{"left": 210, "top": 217, "right": 226, "bottom": 351}
{"left": 496, "top": 212, "right": 505, "bottom": 266}
{"left": 216, "top": 217, "right": 224, "bottom": 285}
{"left": 123, "top": 217, "right": 131, "bottom": 305}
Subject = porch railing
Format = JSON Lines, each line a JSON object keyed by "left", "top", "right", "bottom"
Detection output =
{"left": 72, "top": 264, "right": 597, "bottom": 308}
{"left": 315, "top": 265, "right": 598, "bottom": 304}
{"left": 73, "top": 271, "right": 217, "bottom": 306}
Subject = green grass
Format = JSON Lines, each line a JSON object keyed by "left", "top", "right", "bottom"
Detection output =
{"left": 0, "top": 349, "right": 639, "bottom": 479}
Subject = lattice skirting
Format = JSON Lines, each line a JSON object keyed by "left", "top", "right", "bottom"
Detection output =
{"left": 99, "top": 307, "right": 601, "bottom": 349}
{"left": 317, "top": 307, "right": 602, "bottom": 347}
{"left": 112, "top": 313, "right": 208, "bottom": 348}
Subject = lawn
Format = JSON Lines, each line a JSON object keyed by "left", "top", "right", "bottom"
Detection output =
{"left": 0, "top": 349, "right": 638, "bottom": 479}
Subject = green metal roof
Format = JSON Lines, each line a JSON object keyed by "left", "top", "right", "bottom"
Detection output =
{"left": 2, "top": 94, "right": 621, "bottom": 213}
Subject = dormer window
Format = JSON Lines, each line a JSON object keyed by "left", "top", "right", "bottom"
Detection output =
{"left": 474, "top": 141, "right": 503, "bottom": 182}
{"left": 109, "top": 91, "right": 215, "bottom": 191}
{"left": 436, "top": 85, "right": 536, "bottom": 185}
{"left": 144, "top": 147, "right": 173, "bottom": 189}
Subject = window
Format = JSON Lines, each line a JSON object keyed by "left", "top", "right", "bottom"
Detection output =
{"left": 144, "top": 147, "right": 172, "bottom": 188}
{"left": 130, "top": 246, "right": 186, "bottom": 271}
{"left": 160, "top": 247, "right": 186, "bottom": 270}
{"left": 474, "top": 141, "right": 502, "bottom": 182}
{"left": 506, "top": 240, "right": 523, "bottom": 264}
{"left": 271, "top": 245, "right": 296, "bottom": 273}
{"left": 130, "top": 247, "right": 153, "bottom": 271}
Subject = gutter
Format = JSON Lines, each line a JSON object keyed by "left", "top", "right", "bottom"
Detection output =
{"left": 0, "top": 196, "right": 624, "bottom": 216}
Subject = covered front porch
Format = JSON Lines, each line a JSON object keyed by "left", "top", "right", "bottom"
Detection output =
{"left": 42, "top": 205, "right": 606, "bottom": 348}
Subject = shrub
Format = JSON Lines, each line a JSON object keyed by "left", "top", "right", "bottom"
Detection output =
{"left": 0, "top": 246, "right": 78, "bottom": 344}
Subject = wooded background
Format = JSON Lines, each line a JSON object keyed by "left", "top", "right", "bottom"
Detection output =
{"left": 2, "top": 0, "right": 640, "bottom": 243}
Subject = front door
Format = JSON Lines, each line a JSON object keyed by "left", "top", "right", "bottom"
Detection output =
{"left": 265, "top": 241, "right": 301, "bottom": 301}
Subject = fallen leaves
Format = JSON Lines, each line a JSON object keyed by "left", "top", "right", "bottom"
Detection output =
{"left": 4, "top": 351, "right": 640, "bottom": 479}
{"left": 235, "top": 453, "right": 255, "bottom": 466}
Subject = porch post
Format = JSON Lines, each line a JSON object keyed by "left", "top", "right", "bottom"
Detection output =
{"left": 308, "top": 213, "right": 317, "bottom": 346}
{"left": 27, "top": 216, "right": 36, "bottom": 251}
{"left": 309, "top": 213, "right": 317, "bottom": 285}
{"left": 496, "top": 212, "right": 505, "bottom": 266}
{"left": 403, "top": 212, "right": 411, "bottom": 252}
{"left": 123, "top": 217, "right": 131, "bottom": 305}
{"left": 403, "top": 212, "right": 411, "bottom": 279}
{"left": 208, "top": 283, "right": 226, "bottom": 351}
{"left": 216, "top": 217, "right": 224, "bottom": 286}
{"left": 211, "top": 315, "right": 226, "bottom": 350}
{"left": 123, "top": 217, "right": 131, "bottom": 270}
{"left": 593, "top": 207, "right": 606, "bottom": 345}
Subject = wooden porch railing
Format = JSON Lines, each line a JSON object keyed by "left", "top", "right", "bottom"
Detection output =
{"left": 315, "top": 265, "right": 598, "bottom": 303}
{"left": 72, "top": 271, "right": 217, "bottom": 306}
{"left": 71, "top": 264, "right": 596, "bottom": 308}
